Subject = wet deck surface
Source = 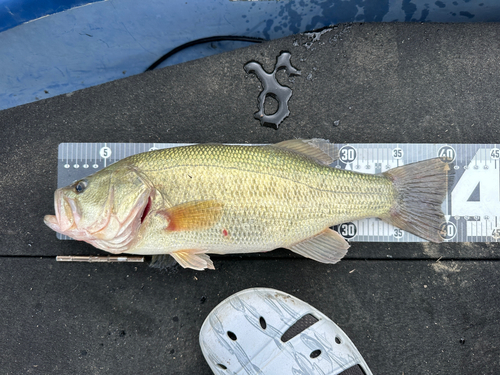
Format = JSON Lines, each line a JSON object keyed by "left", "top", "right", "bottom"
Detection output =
{"left": 1, "top": 23, "right": 499, "bottom": 374}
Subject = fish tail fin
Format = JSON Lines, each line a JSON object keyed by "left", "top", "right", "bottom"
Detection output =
{"left": 381, "top": 158, "right": 454, "bottom": 243}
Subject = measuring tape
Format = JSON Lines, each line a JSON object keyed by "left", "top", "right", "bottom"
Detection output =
{"left": 56, "top": 142, "right": 500, "bottom": 243}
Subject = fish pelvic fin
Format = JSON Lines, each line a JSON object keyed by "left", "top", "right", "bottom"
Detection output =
{"left": 381, "top": 158, "right": 454, "bottom": 243}
{"left": 162, "top": 200, "right": 224, "bottom": 232}
{"left": 170, "top": 249, "right": 215, "bottom": 271}
{"left": 272, "top": 139, "right": 338, "bottom": 165}
{"left": 287, "top": 228, "right": 350, "bottom": 264}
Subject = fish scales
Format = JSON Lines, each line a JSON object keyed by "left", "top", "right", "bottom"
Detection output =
{"left": 125, "top": 144, "right": 395, "bottom": 254}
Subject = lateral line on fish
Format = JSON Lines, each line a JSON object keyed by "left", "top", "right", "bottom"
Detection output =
{"left": 139, "top": 163, "right": 372, "bottom": 196}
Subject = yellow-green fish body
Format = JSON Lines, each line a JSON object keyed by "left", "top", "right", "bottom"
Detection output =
{"left": 44, "top": 140, "right": 450, "bottom": 270}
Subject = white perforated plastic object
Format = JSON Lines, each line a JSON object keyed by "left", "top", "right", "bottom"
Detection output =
{"left": 199, "top": 288, "right": 372, "bottom": 375}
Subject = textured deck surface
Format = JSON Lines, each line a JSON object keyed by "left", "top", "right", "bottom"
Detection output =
{"left": 1, "top": 23, "right": 499, "bottom": 374}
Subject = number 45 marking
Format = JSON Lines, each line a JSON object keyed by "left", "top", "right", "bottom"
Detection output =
{"left": 491, "top": 148, "right": 500, "bottom": 160}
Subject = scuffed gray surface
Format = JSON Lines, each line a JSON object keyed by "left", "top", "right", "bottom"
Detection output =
{"left": 1, "top": 259, "right": 498, "bottom": 374}
{"left": 2, "top": 23, "right": 500, "bottom": 259}
{"left": 0, "top": 23, "right": 499, "bottom": 373}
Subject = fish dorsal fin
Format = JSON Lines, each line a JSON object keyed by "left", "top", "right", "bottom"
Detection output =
{"left": 273, "top": 139, "right": 338, "bottom": 165}
{"left": 162, "top": 200, "right": 224, "bottom": 231}
{"left": 170, "top": 249, "right": 215, "bottom": 270}
{"left": 287, "top": 228, "right": 349, "bottom": 263}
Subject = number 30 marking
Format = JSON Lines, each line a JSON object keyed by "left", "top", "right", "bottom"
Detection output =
{"left": 339, "top": 146, "right": 357, "bottom": 164}
{"left": 335, "top": 222, "right": 357, "bottom": 239}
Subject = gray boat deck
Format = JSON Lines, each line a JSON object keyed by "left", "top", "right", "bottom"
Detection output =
{"left": 1, "top": 23, "right": 499, "bottom": 374}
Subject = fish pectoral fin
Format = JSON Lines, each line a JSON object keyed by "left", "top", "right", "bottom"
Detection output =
{"left": 287, "top": 228, "right": 350, "bottom": 264}
{"left": 170, "top": 249, "right": 215, "bottom": 271}
{"left": 161, "top": 200, "right": 224, "bottom": 231}
{"left": 272, "top": 139, "right": 338, "bottom": 165}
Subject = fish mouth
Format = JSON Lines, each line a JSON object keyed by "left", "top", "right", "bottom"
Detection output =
{"left": 44, "top": 188, "right": 153, "bottom": 253}
{"left": 44, "top": 190, "right": 82, "bottom": 235}
{"left": 43, "top": 214, "right": 62, "bottom": 233}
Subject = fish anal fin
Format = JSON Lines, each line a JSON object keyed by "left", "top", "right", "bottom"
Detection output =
{"left": 170, "top": 249, "right": 215, "bottom": 271}
{"left": 381, "top": 158, "right": 454, "bottom": 243}
{"left": 287, "top": 228, "right": 349, "bottom": 264}
{"left": 273, "top": 139, "right": 338, "bottom": 165}
{"left": 161, "top": 200, "right": 224, "bottom": 231}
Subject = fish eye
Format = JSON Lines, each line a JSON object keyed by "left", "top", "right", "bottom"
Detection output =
{"left": 74, "top": 180, "right": 88, "bottom": 194}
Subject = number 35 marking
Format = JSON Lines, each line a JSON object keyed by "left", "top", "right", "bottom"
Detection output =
{"left": 392, "top": 148, "right": 403, "bottom": 159}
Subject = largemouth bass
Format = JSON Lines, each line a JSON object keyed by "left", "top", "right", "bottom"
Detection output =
{"left": 44, "top": 140, "right": 451, "bottom": 270}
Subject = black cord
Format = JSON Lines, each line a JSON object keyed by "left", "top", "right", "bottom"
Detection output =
{"left": 145, "top": 35, "right": 266, "bottom": 72}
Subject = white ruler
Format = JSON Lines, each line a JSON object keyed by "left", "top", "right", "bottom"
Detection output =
{"left": 56, "top": 143, "right": 500, "bottom": 243}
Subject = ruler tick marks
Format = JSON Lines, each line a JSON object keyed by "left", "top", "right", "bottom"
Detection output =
{"left": 56, "top": 142, "right": 500, "bottom": 243}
